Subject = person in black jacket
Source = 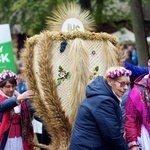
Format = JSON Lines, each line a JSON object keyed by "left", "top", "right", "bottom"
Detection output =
{"left": 69, "top": 66, "right": 131, "bottom": 150}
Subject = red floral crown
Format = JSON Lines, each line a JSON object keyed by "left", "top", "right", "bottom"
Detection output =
{"left": 0, "top": 70, "right": 17, "bottom": 83}
{"left": 107, "top": 68, "right": 132, "bottom": 79}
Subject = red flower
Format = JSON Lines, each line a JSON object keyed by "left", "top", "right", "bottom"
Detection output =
{"left": 92, "top": 32, "right": 95, "bottom": 35}
{"left": 59, "top": 32, "right": 63, "bottom": 36}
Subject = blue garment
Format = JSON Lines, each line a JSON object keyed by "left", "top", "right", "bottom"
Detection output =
{"left": 0, "top": 97, "right": 17, "bottom": 114}
{"left": 124, "top": 61, "right": 148, "bottom": 79}
{"left": 69, "top": 76, "right": 128, "bottom": 150}
{"left": 132, "top": 52, "right": 138, "bottom": 65}
{"left": 17, "top": 81, "right": 27, "bottom": 94}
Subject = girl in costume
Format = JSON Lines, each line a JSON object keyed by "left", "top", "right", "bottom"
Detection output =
{"left": 70, "top": 66, "right": 131, "bottom": 150}
{"left": 125, "top": 59, "right": 150, "bottom": 150}
{"left": 0, "top": 70, "right": 34, "bottom": 150}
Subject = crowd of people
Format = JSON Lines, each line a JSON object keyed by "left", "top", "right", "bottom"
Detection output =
{"left": 1, "top": 37, "right": 150, "bottom": 150}
{"left": 120, "top": 44, "right": 138, "bottom": 66}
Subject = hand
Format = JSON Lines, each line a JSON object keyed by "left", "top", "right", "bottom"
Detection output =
{"left": 129, "top": 146, "right": 139, "bottom": 150}
{"left": 16, "top": 90, "right": 34, "bottom": 103}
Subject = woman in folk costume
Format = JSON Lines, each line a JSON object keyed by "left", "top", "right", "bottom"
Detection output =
{"left": 125, "top": 59, "right": 150, "bottom": 150}
{"left": 0, "top": 70, "right": 34, "bottom": 150}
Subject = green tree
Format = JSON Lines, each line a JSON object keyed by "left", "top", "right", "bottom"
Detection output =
{"left": 0, "top": 0, "right": 132, "bottom": 36}
{"left": 0, "top": 0, "right": 75, "bottom": 36}
{"left": 78, "top": 0, "right": 131, "bottom": 31}
{"left": 79, "top": 0, "right": 91, "bottom": 9}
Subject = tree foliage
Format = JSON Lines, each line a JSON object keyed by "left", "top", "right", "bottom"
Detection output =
{"left": 0, "top": 0, "right": 131, "bottom": 35}
{"left": 0, "top": 0, "right": 148, "bottom": 36}
{"left": 79, "top": 0, "right": 131, "bottom": 30}
{"left": 0, "top": 0, "right": 74, "bottom": 35}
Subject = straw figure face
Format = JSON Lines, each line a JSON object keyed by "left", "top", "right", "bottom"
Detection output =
{"left": 21, "top": 2, "right": 122, "bottom": 150}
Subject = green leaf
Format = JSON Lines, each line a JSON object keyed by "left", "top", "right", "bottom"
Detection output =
{"left": 95, "top": 66, "right": 99, "bottom": 71}
{"left": 59, "top": 66, "right": 63, "bottom": 71}
{"left": 66, "top": 72, "right": 71, "bottom": 79}
{"left": 57, "top": 78, "right": 62, "bottom": 85}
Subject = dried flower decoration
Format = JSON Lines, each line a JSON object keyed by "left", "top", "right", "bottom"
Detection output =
{"left": 57, "top": 66, "right": 71, "bottom": 85}
{"left": 92, "top": 32, "right": 96, "bottom": 35}
{"left": 59, "top": 32, "right": 63, "bottom": 36}
{"left": 0, "top": 70, "right": 17, "bottom": 83}
{"left": 28, "top": 31, "right": 119, "bottom": 46}
{"left": 107, "top": 68, "right": 132, "bottom": 79}
{"left": 92, "top": 50, "right": 96, "bottom": 55}
{"left": 60, "top": 41, "right": 67, "bottom": 53}
{"left": 89, "top": 66, "right": 99, "bottom": 80}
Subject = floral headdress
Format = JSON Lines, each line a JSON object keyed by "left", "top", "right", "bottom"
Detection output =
{"left": 107, "top": 68, "right": 132, "bottom": 79}
{"left": 0, "top": 70, "right": 17, "bottom": 83}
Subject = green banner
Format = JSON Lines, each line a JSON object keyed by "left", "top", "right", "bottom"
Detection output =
{"left": 0, "top": 24, "right": 17, "bottom": 73}
{"left": 0, "top": 42, "right": 17, "bottom": 73}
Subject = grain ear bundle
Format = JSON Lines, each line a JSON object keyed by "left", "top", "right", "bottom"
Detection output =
{"left": 21, "top": 2, "right": 122, "bottom": 150}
